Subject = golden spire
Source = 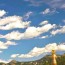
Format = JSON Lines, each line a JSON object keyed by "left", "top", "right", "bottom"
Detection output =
{"left": 51, "top": 50, "right": 57, "bottom": 65}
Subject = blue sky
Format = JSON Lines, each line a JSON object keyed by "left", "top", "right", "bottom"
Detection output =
{"left": 0, "top": 0, "right": 65, "bottom": 63}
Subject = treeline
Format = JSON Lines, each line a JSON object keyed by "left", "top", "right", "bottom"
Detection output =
{"left": 0, "top": 54, "right": 65, "bottom": 65}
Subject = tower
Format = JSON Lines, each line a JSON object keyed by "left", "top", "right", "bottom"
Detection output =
{"left": 52, "top": 50, "right": 57, "bottom": 65}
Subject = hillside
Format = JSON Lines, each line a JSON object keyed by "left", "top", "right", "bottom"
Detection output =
{"left": 0, "top": 54, "right": 65, "bottom": 65}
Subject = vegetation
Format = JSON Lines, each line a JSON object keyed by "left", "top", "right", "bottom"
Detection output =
{"left": 0, "top": 54, "right": 65, "bottom": 65}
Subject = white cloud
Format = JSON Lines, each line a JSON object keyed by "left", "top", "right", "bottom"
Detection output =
{"left": 0, "top": 41, "right": 8, "bottom": 49}
{"left": 26, "top": 12, "right": 33, "bottom": 17}
{"left": 58, "top": 44, "right": 65, "bottom": 50}
{"left": 0, "top": 15, "right": 31, "bottom": 30}
{"left": 51, "top": 26, "right": 65, "bottom": 35}
{"left": 5, "top": 41, "right": 17, "bottom": 46}
{"left": 0, "top": 31, "right": 24, "bottom": 40}
{"left": 0, "top": 10, "right": 6, "bottom": 17}
{"left": 11, "top": 54, "right": 19, "bottom": 58}
{"left": 41, "top": 8, "right": 57, "bottom": 15}
{"left": 25, "top": 0, "right": 65, "bottom": 9}
{"left": 0, "top": 59, "right": 12, "bottom": 63}
{"left": 63, "top": 20, "right": 65, "bottom": 23}
{"left": 42, "top": 8, "right": 50, "bottom": 14}
{"left": 23, "top": 11, "right": 33, "bottom": 20}
{"left": 40, "top": 20, "right": 48, "bottom": 25}
{"left": 0, "top": 41, "right": 16, "bottom": 49}
{"left": 40, "top": 35, "right": 48, "bottom": 39}
{"left": 51, "top": 29, "right": 60, "bottom": 35}
{"left": 11, "top": 43, "right": 65, "bottom": 58}
{"left": 43, "top": 0, "right": 65, "bottom": 9}
{"left": 0, "top": 24, "right": 56, "bottom": 40}
{"left": 25, "top": 0, "right": 43, "bottom": 6}
{"left": 0, "top": 51, "right": 2, "bottom": 53}
{"left": 61, "top": 4, "right": 65, "bottom": 8}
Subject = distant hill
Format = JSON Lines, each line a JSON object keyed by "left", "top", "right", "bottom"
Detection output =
{"left": 0, "top": 54, "right": 65, "bottom": 65}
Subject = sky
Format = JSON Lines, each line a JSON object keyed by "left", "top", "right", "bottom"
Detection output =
{"left": 0, "top": 0, "right": 65, "bottom": 63}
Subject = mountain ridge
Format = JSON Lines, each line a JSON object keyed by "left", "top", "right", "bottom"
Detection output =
{"left": 0, "top": 53, "right": 65, "bottom": 65}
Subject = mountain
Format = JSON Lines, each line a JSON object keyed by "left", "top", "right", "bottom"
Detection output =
{"left": 0, "top": 54, "right": 65, "bottom": 65}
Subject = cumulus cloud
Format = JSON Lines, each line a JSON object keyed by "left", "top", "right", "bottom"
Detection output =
{"left": 0, "top": 41, "right": 16, "bottom": 49}
{"left": 11, "top": 43, "right": 65, "bottom": 58}
{"left": 40, "top": 20, "right": 48, "bottom": 25}
{"left": 51, "top": 26, "right": 65, "bottom": 35}
{"left": 0, "top": 10, "right": 6, "bottom": 17}
{"left": 11, "top": 54, "right": 19, "bottom": 58}
{"left": 0, "top": 24, "right": 56, "bottom": 40}
{"left": 0, "top": 15, "right": 31, "bottom": 30}
{"left": 0, "top": 31, "right": 24, "bottom": 40}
